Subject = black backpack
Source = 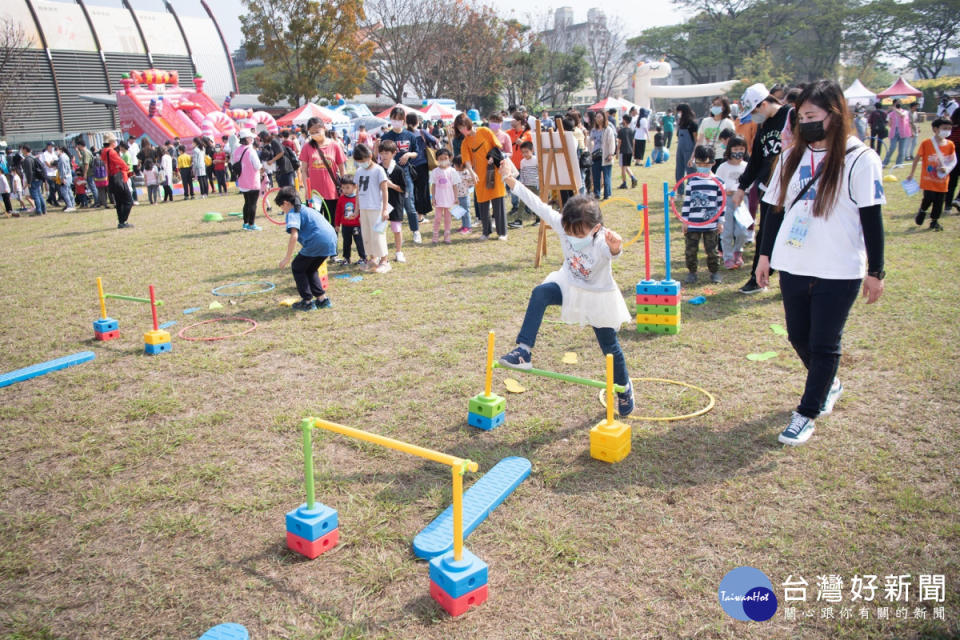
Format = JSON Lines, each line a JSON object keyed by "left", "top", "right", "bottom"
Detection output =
{"left": 231, "top": 147, "right": 248, "bottom": 178}
{"left": 283, "top": 145, "right": 300, "bottom": 172}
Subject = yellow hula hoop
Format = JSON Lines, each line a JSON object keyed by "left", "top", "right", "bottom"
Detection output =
{"left": 597, "top": 377, "right": 716, "bottom": 421}
{"left": 599, "top": 197, "right": 646, "bottom": 248}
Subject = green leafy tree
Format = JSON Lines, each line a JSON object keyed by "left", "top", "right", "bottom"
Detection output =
{"left": 240, "top": 0, "right": 373, "bottom": 107}
{"left": 897, "top": 0, "right": 960, "bottom": 79}
{"left": 728, "top": 49, "right": 792, "bottom": 99}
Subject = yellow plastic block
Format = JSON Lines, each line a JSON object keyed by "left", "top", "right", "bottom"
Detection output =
{"left": 319, "top": 262, "right": 328, "bottom": 277}
{"left": 590, "top": 420, "right": 631, "bottom": 463}
{"left": 636, "top": 313, "right": 681, "bottom": 326}
{"left": 143, "top": 329, "right": 171, "bottom": 345}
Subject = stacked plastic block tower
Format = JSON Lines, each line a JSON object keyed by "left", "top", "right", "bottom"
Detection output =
{"left": 636, "top": 279, "right": 681, "bottom": 334}
{"left": 429, "top": 548, "right": 489, "bottom": 616}
{"left": 285, "top": 502, "right": 339, "bottom": 559}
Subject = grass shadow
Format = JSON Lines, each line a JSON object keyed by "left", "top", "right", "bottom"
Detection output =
{"left": 549, "top": 410, "right": 787, "bottom": 493}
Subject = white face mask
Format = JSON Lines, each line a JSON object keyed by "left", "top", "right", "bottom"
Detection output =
{"left": 391, "top": 120, "right": 404, "bottom": 131}
{"left": 938, "top": 129, "right": 952, "bottom": 139}
{"left": 752, "top": 110, "right": 768, "bottom": 125}
{"left": 568, "top": 225, "right": 600, "bottom": 251}
{"left": 438, "top": 160, "right": 450, "bottom": 168}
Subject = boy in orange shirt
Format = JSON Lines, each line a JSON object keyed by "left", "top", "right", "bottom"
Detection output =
{"left": 909, "top": 117, "right": 957, "bottom": 231}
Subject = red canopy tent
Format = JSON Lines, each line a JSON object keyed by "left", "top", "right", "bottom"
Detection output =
{"left": 877, "top": 77, "right": 923, "bottom": 104}
{"left": 420, "top": 102, "right": 459, "bottom": 121}
{"left": 375, "top": 103, "right": 419, "bottom": 119}
{"left": 586, "top": 97, "right": 628, "bottom": 112}
{"left": 276, "top": 103, "right": 329, "bottom": 127}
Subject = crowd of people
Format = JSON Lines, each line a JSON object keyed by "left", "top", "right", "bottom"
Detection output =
{"left": 6, "top": 80, "right": 955, "bottom": 446}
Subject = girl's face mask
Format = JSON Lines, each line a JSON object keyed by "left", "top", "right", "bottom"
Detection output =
{"left": 489, "top": 122, "right": 501, "bottom": 131}
{"left": 568, "top": 224, "right": 601, "bottom": 251}
{"left": 711, "top": 105, "right": 723, "bottom": 117}
{"left": 391, "top": 120, "right": 404, "bottom": 131}
{"left": 730, "top": 151, "right": 745, "bottom": 159}
{"left": 438, "top": 160, "right": 450, "bottom": 168}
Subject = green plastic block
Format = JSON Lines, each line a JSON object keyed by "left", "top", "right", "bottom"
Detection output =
{"left": 636, "top": 304, "right": 680, "bottom": 316}
{"left": 469, "top": 393, "right": 505, "bottom": 418}
{"left": 637, "top": 323, "right": 680, "bottom": 335}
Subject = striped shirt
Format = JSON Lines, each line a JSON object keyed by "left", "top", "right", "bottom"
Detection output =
{"left": 519, "top": 156, "right": 539, "bottom": 188}
{"left": 681, "top": 173, "right": 722, "bottom": 231}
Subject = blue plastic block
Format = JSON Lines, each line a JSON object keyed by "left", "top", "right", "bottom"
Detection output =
{"left": 93, "top": 318, "right": 118, "bottom": 333}
{"left": 636, "top": 280, "right": 681, "bottom": 296}
{"left": 429, "top": 548, "right": 488, "bottom": 599}
{"left": 159, "top": 320, "right": 177, "bottom": 329}
{"left": 413, "top": 456, "right": 531, "bottom": 559}
{"left": 0, "top": 351, "right": 95, "bottom": 389}
{"left": 144, "top": 341, "right": 172, "bottom": 355}
{"left": 198, "top": 623, "right": 249, "bottom": 640}
{"left": 286, "top": 502, "right": 338, "bottom": 542}
{"left": 467, "top": 411, "right": 505, "bottom": 431}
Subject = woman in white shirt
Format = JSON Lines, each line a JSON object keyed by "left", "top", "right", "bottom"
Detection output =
{"left": 756, "top": 80, "right": 885, "bottom": 446}
{"left": 694, "top": 96, "right": 736, "bottom": 160}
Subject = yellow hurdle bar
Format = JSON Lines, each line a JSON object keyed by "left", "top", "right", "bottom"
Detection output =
{"left": 307, "top": 418, "right": 478, "bottom": 561}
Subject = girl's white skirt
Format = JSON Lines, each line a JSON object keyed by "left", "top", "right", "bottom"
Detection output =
{"left": 544, "top": 271, "right": 632, "bottom": 330}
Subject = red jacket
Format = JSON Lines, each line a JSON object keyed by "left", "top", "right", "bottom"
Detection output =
{"left": 334, "top": 194, "right": 360, "bottom": 227}
{"left": 101, "top": 147, "right": 129, "bottom": 180}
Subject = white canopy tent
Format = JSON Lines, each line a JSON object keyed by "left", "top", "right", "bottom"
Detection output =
{"left": 844, "top": 79, "right": 877, "bottom": 107}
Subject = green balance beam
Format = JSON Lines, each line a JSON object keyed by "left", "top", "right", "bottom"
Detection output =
{"left": 104, "top": 294, "right": 163, "bottom": 306}
{"left": 493, "top": 362, "right": 625, "bottom": 393}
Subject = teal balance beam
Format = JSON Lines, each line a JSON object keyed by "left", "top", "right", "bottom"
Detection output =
{"left": 492, "top": 362, "right": 626, "bottom": 393}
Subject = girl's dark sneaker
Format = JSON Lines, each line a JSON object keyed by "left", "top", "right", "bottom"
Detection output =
{"left": 498, "top": 346, "right": 531, "bottom": 370}
{"left": 617, "top": 381, "right": 634, "bottom": 417}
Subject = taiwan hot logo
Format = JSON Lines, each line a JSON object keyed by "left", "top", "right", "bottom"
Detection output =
{"left": 718, "top": 566, "right": 779, "bottom": 621}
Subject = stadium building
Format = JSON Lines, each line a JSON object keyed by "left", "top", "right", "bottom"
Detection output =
{"left": 1, "top": 0, "right": 237, "bottom": 144}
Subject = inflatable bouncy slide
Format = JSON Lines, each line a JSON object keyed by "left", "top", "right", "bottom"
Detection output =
{"left": 117, "top": 70, "right": 277, "bottom": 151}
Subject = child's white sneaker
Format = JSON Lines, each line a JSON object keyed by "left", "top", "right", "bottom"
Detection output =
{"left": 395, "top": 251, "right": 406, "bottom": 263}
{"left": 413, "top": 231, "right": 422, "bottom": 244}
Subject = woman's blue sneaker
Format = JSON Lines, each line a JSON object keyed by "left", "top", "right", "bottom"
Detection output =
{"left": 617, "top": 380, "right": 635, "bottom": 417}
{"left": 819, "top": 379, "right": 843, "bottom": 415}
{"left": 498, "top": 346, "right": 532, "bottom": 370}
{"left": 779, "top": 411, "right": 815, "bottom": 446}
{"left": 291, "top": 299, "right": 316, "bottom": 311}
{"left": 316, "top": 297, "right": 332, "bottom": 309}
{"left": 241, "top": 223, "right": 250, "bottom": 230}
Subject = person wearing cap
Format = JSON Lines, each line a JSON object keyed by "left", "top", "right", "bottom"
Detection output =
{"left": 101, "top": 133, "right": 134, "bottom": 228}
{"left": 232, "top": 128, "right": 263, "bottom": 230}
{"left": 731, "top": 82, "right": 792, "bottom": 294}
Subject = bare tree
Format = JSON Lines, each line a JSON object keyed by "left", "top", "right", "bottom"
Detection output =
{"left": 363, "top": 0, "right": 444, "bottom": 103}
{"left": 583, "top": 15, "right": 632, "bottom": 99}
{"left": 0, "top": 16, "right": 33, "bottom": 137}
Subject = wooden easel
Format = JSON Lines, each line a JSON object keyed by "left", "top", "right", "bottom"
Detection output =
{"left": 533, "top": 117, "right": 580, "bottom": 267}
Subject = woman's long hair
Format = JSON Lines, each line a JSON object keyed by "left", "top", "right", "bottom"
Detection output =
{"left": 776, "top": 80, "right": 851, "bottom": 218}
{"left": 677, "top": 103, "right": 695, "bottom": 129}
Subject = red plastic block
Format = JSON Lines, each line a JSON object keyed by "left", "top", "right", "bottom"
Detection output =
{"left": 636, "top": 293, "right": 680, "bottom": 305}
{"left": 321, "top": 274, "right": 329, "bottom": 290}
{"left": 286, "top": 528, "right": 339, "bottom": 559}
{"left": 429, "top": 580, "right": 488, "bottom": 617}
{"left": 94, "top": 330, "right": 119, "bottom": 341}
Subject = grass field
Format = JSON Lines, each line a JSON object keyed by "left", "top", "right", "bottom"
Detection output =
{"left": 1, "top": 157, "right": 958, "bottom": 640}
